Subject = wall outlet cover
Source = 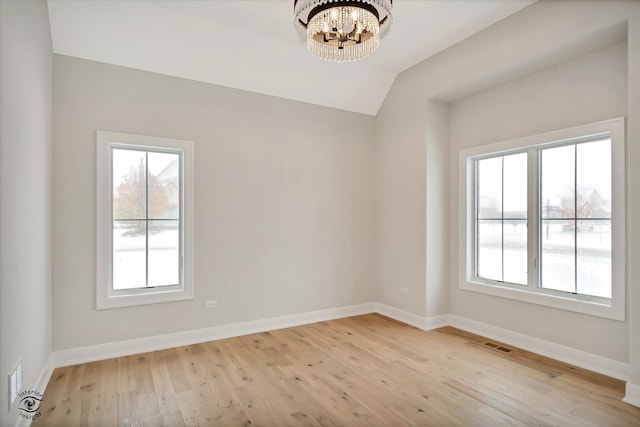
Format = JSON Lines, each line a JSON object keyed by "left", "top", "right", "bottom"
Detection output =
{"left": 8, "top": 360, "right": 22, "bottom": 409}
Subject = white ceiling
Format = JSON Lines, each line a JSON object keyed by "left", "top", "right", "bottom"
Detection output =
{"left": 47, "top": 0, "right": 536, "bottom": 115}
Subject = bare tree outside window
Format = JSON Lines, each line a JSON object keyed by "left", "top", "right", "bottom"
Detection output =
{"left": 113, "top": 157, "right": 171, "bottom": 236}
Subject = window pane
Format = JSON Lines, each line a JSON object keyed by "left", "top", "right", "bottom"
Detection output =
{"left": 113, "top": 149, "right": 147, "bottom": 220}
{"left": 476, "top": 154, "right": 527, "bottom": 285}
{"left": 113, "top": 220, "right": 146, "bottom": 290}
{"left": 541, "top": 219, "right": 575, "bottom": 293}
{"left": 504, "top": 219, "right": 527, "bottom": 285}
{"left": 577, "top": 140, "right": 611, "bottom": 220}
{"left": 503, "top": 153, "right": 527, "bottom": 219}
{"left": 148, "top": 220, "right": 179, "bottom": 287}
{"left": 577, "top": 220, "right": 611, "bottom": 298}
{"left": 541, "top": 145, "right": 575, "bottom": 219}
{"left": 477, "top": 220, "right": 502, "bottom": 281}
{"left": 477, "top": 157, "right": 502, "bottom": 219}
{"left": 148, "top": 152, "right": 180, "bottom": 220}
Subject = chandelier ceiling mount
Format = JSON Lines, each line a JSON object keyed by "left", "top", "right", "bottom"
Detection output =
{"left": 294, "top": 0, "right": 393, "bottom": 62}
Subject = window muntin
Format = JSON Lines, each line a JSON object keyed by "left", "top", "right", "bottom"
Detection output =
{"left": 97, "top": 132, "right": 193, "bottom": 309}
{"left": 460, "top": 118, "right": 625, "bottom": 321}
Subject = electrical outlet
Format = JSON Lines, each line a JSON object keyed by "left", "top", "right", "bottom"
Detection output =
{"left": 401, "top": 287, "right": 409, "bottom": 295}
{"left": 8, "top": 360, "right": 22, "bottom": 409}
{"left": 205, "top": 300, "right": 217, "bottom": 309}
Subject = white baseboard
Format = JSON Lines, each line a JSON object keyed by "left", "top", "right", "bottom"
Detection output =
{"left": 425, "top": 314, "right": 450, "bottom": 330}
{"left": 624, "top": 382, "right": 640, "bottom": 408}
{"left": 33, "top": 354, "right": 54, "bottom": 395}
{"left": 15, "top": 354, "right": 54, "bottom": 427}
{"left": 448, "top": 314, "right": 630, "bottom": 381}
{"left": 374, "top": 303, "right": 427, "bottom": 329}
{"left": 15, "top": 413, "right": 29, "bottom": 427}
{"left": 52, "top": 303, "right": 376, "bottom": 368}
{"left": 373, "top": 303, "right": 448, "bottom": 331}
{"left": 48, "top": 302, "right": 631, "bottom": 389}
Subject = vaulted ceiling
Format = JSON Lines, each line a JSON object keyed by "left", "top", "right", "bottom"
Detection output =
{"left": 47, "top": 0, "right": 536, "bottom": 115}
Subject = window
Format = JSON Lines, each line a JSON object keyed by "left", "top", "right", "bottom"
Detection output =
{"left": 459, "top": 118, "right": 625, "bottom": 320}
{"left": 476, "top": 152, "right": 528, "bottom": 285}
{"left": 97, "top": 131, "right": 193, "bottom": 309}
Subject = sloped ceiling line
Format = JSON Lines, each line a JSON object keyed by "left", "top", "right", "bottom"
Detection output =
{"left": 47, "top": 0, "right": 535, "bottom": 115}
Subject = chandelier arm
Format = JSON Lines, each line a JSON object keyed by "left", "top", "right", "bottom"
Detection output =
{"left": 293, "top": 0, "right": 392, "bottom": 62}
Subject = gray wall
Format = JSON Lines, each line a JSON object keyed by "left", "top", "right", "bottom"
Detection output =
{"left": 6, "top": 0, "right": 639, "bottom": 408}
{"left": 52, "top": 56, "right": 376, "bottom": 350}
{"left": 374, "top": 78, "right": 428, "bottom": 315}
{"left": 375, "top": 0, "right": 640, "bottom": 372}
{"left": 448, "top": 42, "right": 628, "bottom": 362}
{"left": 0, "top": 1, "right": 53, "bottom": 425}
{"left": 630, "top": 3, "right": 640, "bottom": 393}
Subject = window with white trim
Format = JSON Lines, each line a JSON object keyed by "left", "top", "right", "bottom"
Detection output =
{"left": 459, "top": 118, "right": 625, "bottom": 320}
{"left": 97, "top": 131, "right": 193, "bottom": 309}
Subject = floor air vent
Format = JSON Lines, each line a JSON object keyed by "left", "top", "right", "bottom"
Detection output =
{"left": 484, "top": 342, "right": 512, "bottom": 353}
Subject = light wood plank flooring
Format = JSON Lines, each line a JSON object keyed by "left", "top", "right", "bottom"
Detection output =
{"left": 33, "top": 314, "right": 640, "bottom": 426}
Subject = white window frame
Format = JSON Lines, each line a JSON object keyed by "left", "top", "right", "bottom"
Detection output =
{"left": 459, "top": 118, "right": 625, "bottom": 321}
{"left": 97, "top": 131, "right": 194, "bottom": 309}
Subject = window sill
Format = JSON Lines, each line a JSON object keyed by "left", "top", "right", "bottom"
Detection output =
{"left": 97, "top": 288, "right": 193, "bottom": 310}
{"left": 459, "top": 279, "right": 624, "bottom": 321}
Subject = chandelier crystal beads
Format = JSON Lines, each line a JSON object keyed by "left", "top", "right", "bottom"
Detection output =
{"left": 294, "top": 0, "right": 393, "bottom": 62}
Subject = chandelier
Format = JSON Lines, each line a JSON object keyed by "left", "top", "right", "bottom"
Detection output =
{"left": 294, "top": 0, "right": 393, "bottom": 62}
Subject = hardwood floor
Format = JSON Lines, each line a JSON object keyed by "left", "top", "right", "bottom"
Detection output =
{"left": 34, "top": 314, "right": 640, "bottom": 426}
